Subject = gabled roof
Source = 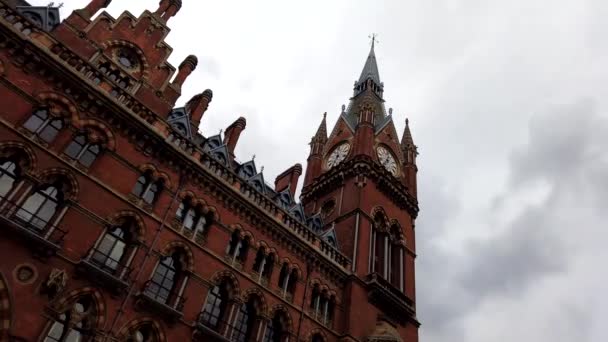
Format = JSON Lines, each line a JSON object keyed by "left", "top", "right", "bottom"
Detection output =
{"left": 167, "top": 107, "right": 193, "bottom": 139}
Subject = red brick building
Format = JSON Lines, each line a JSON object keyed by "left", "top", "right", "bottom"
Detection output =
{"left": 0, "top": 1, "right": 420, "bottom": 341}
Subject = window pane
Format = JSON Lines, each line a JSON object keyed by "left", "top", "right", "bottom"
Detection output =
{"left": 0, "top": 161, "right": 18, "bottom": 198}
{"left": 183, "top": 209, "right": 196, "bottom": 230}
{"left": 23, "top": 110, "right": 47, "bottom": 133}
{"left": 44, "top": 321, "right": 65, "bottom": 342}
{"left": 16, "top": 192, "right": 45, "bottom": 224}
{"left": 132, "top": 176, "right": 147, "bottom": 196}
{"left": 65, "top": 135, "right": 86, "bottom": 159}
{"left": 78, "top": 145, "right": 100, "bottom": 167}
{"left": 39, "top": 119, "right": 63, "bottom": 142}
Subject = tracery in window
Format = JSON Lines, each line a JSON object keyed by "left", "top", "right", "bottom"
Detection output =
{"left": 23, "top": 109, "right": 64, "bottom": 143}
{"left": 252, "top": 248, "right": 275, "bottom": 284}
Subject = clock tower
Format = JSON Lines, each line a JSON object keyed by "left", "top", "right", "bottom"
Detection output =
{"left": 301, "top": 41, "right": 420, "bottom": 341}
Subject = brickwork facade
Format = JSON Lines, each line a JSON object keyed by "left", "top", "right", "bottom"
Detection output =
{"left": 0, "top": 1, "right": 420, "bottom": 341}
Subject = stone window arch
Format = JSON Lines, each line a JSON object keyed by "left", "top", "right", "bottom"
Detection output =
{"left": 131, "top": 170, "right": 164, "bottom": 205}
{"left": 231, "top": 294, "right": 263, "bottom": 342}
{"left": 87, "top": 215, "right": 141, "bottom": 279}
{"left": 199, "top": 277, "right": 237, "bottom": 332}
{"left": 119, "top": 319, "right": 165, "bottom": 342}
{"left": 0, "top": 143, "right": 34, "bottom": 200}
{"left": 263, "top": 307, "right": 292, "bottom": 342}
{"left": 226, "top": 229, "right": 252, "bottom": 267}
{"left": 23, "top": 108, "right": 65, "bottom": 143}
{"left": 143, "top": 247, "right": 189, "bottom": 310}
{"left": 174, "top": 195, "right": 212, "bottom": 241}
{"left": 14, "top": 173, "right": 75, "bottom": 232}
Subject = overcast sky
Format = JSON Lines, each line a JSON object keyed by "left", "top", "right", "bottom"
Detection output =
{"left": 37, "top": 1, "right": 608, "bottom": 341}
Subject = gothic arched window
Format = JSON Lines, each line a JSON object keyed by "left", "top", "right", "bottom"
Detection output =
{"left": 312, "top": 333, "right": 325, "bottom": 342}
{"left": 175, "top": 198, "right": 210, "bottom": 238}
{"left": 231, "top": 297, "right": 260, "bottom": 342}
{"left": 90, "top": 218, "right": 137, "bottom": 277}
{"left": 64, "top": 134, "right": 101, "bottom": 167}
{"left": 16, "top": 182, "right": 64, "bottom": 230}
{"left": 145, "top": 253, "right": 183, "bottom": 305}
{"left": 200, "top": 282, "right": 230, "bottom": 330}
{"left": 132, "top": 171, "right": 163, "bottom": 205}
{"left": 23, "top": 109, "right": 64, "bottom": 143}
{"left": 226, "top": 230, "right": 249, "bottom": 265}
{"left": 0, "top": 158, "right": 20, "bottom": 198}
{"left": 263, "top": 311, "right": 289, "bottom": 342}
{"left": 43, "top": 296, "right": 95, "bottom": 342}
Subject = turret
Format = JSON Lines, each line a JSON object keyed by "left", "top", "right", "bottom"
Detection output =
{"left": 303, "top": 113, "right": 327, "bottom": 187}
{"left": 401, "top": 118, "right": 418, "bottom": 196}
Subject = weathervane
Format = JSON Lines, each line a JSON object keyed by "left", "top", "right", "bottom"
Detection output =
{"left": 369, "top": 33, "right": 380, "bottom": 47}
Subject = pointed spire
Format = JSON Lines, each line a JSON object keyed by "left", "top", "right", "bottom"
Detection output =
{"left": 313, "top": 112, "right": 328, "bottom": 142}
{"left": 358, "top": 37, "right": 381, "bottom": 85}
{"left": 401, "top": 118, "right": 415, "bottom": 148}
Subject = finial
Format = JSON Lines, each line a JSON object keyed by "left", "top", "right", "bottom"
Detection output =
{"left": 406, "top": 118, "right": 409, "bottom": 126}
{"left": 261, "top": 166, "right": 265, "bottom": 173}
{"left": 219, "top": 129, "right": 223, "bottom": 136}
{"left": 323, "top": 112, "right": 327, "bottom": 119}
{"left": 389, "top": 108, "right": 393, "bottom": 116}
{"left": 369, "top": 33, "right": 380, "bottom": 48}
{"left": 252, "top": 154, "right": 256, "bottom": 161}
{"left": 341, "top": 104, "right": 346, "bottom": 113}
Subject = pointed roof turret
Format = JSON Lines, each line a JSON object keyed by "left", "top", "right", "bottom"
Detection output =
{"left": 313, "top": 112, "right": 328, "bottom": 142}
{"left": 358, "top": 38, "right": 381, "bottom": 85}
{"left": 401, "top": 118, "right": 416, "bottom": 149}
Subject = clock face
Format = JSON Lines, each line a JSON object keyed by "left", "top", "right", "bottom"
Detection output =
{"left": 326, "top": 143, "right": 350, "bottom": 169}
{"left": 377, "top": 146, "right": 398, "bottom": 176}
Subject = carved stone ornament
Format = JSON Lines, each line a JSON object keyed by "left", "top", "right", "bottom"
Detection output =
{"left": 366, "top": 320, "right": 403, "bottom": 342}
{"left": 41, "top": 268, "right": 69, "bottom": 299}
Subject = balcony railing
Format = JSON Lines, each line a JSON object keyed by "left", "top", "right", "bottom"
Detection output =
{"left": 135, "top": 280, "right": 186, "bottom": 322}
{"left": 0, "top": 196, "right": 67, "bottom": 256}
{"left": 76, "top": 247, "right": 132, "bottom": 294}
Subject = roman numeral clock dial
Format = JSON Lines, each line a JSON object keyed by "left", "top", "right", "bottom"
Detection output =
{"left": 326, "top": 143, "right": 350, "bottom": 169}
{"left": 377, "top": 146, "right": 399, "bottom": 176}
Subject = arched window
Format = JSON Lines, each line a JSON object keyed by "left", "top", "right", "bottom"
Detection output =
{"left": 0, "top": 158, "right": 20, "bottom": 198}
{"left": 16, "top": 182, "right": 64, "bottom": 230}
{"left": 200, "top": 282, "right": 230, "bottom": 330}
{"left": 226, "top": 231, "right": 249, "bottom": 265}
{"left": 64, "top": 134, "right": 101, "bottom": 167}
{"left": 90, "top": 219, "right": 137, "bottom": 277}
{"left": 310, "top": 286, "right": 335, "bottom": 326}
{"left": 23, "top": 109, "right": 64, "bottom": 143}
{"left": 43, "top": 296, "right": 95, "bottom": 342}
{"left": 389, "top": 225, "right": 404, "bottom": 291}
{"left": 312, "top": 333, "right": 325, "bottom": 342}
{"left": 145, "top": 253, "right": 183, "bottom": 305}
{"left": 263, "top": 311, "right": 289, "bottom": 342}
{"left": 175, "top": 198, "right": 210, "bottom": 238}
{"left": 278, "top": 264, "right": 297, "bottom": 300}
{"left": 132, "top": 171, "right": 163, "bottom": 205}
{"left": 253, "top": 249, "right": 275, "bottom": 284}
{"left": 231, "top": 298, "right": 258, "bottom": 342}
{"left": 126, "top": 324, "right": 156, "bottom": 342}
